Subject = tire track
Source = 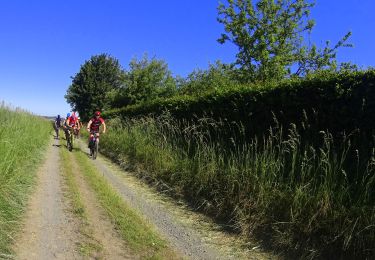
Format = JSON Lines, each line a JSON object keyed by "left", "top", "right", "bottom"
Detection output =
{"left": 13, "top": 138, "right": 80, "bottom": 260}
{"left": 68, "top": 150, "right": 136, "bottom": 259}
{"left": 77, "top": 141, "right": 232, "bottom": 260}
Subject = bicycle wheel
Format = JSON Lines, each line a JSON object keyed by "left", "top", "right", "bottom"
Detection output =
{"left": 70, "top": 133, "right": 74, "bottom": 151}
{"left": 67, "top": 132, "right": 73, "bottom": 152}
{"left": 93, "top": 141, "right": 98, "bottom": 159}
{"left": 67, "top": 137, "right": 71, "bottom": 151}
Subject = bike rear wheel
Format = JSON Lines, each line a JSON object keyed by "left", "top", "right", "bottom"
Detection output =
{"left": 92, "top": 141, "right": 98, "bottom": 159}
{"left": 67, "top": 130, "right": 73, "bottom": 151}
{"left": 70, "top": 134, "right": 74, "bottom": 151}
{"left": 67, "top": 138, "right": 71, "bottom": 151}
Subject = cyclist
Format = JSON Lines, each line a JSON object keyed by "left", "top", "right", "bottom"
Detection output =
{"left": 75, "top": 116, "right": 83, "bottom": 139}
{"left": 66, "top": 112, "right": 78, "bottom": 132}
{"left": 54, "top": 115, "right": 62, "bottom": 139}
{"left": 64, "top": 113, "right": 76, "bottom": 139}
{"left": 86, "top": 111, "right": 106, "bottom": 151}
{"left": 69, "top": 112, "right": 80, "bottom": 139}
{"left": 63, "top": 113, "right": 71, "bottom": 139}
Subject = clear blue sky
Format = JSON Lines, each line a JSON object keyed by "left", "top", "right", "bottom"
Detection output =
{"left": 0, "top": 0, "right": 374, "bottom": 116}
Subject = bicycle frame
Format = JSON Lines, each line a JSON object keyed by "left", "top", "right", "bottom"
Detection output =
{"left": 89, "top": 132, "right": 99, "bottom": 159}
{"left": 66, "top": 127, "right": 74, "bottom": 151}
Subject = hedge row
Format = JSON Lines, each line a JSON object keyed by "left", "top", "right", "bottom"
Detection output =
{"left": 104, "top": 70, "right": 375, "bottom": 140}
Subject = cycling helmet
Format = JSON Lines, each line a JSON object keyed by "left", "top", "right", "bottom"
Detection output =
{"left": 67, "top": 113, "right": 71, "bottom": 118}
{"left": 95, "top": 111, "right": 101, "bottom": 116}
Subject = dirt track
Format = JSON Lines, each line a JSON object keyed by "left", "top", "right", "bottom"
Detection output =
{"left": 69, "top": 153, "right": 135, "bottom": 259}
{"left": 89, "top": 154, "right": 224, "bottom": 259}
{"left": 79, "top": 140, "right": 271, "bottom": 260}
{"left": 14, "top": 139, "right": 80, "bottom": 260}
{"left": 12, "top": 136, "right": 272, "bottom": 259}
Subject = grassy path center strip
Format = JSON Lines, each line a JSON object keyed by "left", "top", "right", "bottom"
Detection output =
{"left": 60, "top": 143, "right": 103, "bottom": 257}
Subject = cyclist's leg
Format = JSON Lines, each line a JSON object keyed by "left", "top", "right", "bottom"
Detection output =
{"left": 92, "top": 132, "right": 99, "bottom": 159}
{"left": 88, "top": 132, "right": 94, "bottom": 155}
{"left": 89, "top": 131, "right": 99, "bottom": 149}
{"left": 88, "top": 132, "right": 93, "bottom": 148}
{"left": 66, "top": 129, "right": 69, "bottom": 142}
{"left": 70, "top": 128, "right": 74, "bottom": 144}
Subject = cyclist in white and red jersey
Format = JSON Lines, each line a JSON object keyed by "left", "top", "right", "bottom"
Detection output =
{"left": 66, "top": 112, "right": 78, "bottom": 129}
{"left": 86, "top": 111, "right": 106, "bottom": 148}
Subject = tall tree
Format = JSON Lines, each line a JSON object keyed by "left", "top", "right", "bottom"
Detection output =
{"left": 217, "top": 0, "right": 352, "bottom": 82}
{"left": 65, "top": 54, "right": 124, "bottom": 121}
{"left": 109, "top": 55, "right": 177, "bottom": 108}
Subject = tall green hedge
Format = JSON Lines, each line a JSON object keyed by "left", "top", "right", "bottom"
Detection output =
{"left": 104, "top": 70, "right": 375, "bottom": 141}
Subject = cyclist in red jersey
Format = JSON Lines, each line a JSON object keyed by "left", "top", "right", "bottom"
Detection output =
{"left": 87, "top": 111, "right": 106, "bottom": 148}
{"left": 64, "top": 112, "right": 78, "bottom": 143}
{"left": 66, "top": 113, "right": 77, "bottom": 128}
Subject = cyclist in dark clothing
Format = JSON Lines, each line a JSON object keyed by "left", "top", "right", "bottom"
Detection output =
{"left": 54, "top": 115, "right": 62, "bottom": 139}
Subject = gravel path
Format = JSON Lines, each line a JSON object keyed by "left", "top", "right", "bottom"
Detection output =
{"left": 91, "top": 156, "right": 222, "bottom": 259}
{"left": 12, "top": 136, "right": 271, "bottom": 259}
{"left": 70, "top": 154, "right": 135, "bottom": 259}
{"left": 14, "top": 138, "right": 80, "bottom": 260}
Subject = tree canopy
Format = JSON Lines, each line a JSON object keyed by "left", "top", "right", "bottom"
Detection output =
{"left": 109, "top": 55, "right": 177, "bottom": 108}
{"left": 65, "top": 54, "right": 124, "bottom": 121}
{"left": 177, "top": 61, "right": 238, "bottom": 95}
{"left": 217, "top": 0, "right": 352, "bottom": 82}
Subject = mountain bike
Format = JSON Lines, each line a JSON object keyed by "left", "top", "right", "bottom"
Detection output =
{"left": 66, "top": 127, "right": 74, "bottom": 152}
{"left": 89, "top": 132, "right": 99, "bottom": 159}
{"left": 73, "top": 127, "right": 80, "bottom": 139}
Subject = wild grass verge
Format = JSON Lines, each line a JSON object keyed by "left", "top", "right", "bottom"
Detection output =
{"left": 74, "top": 146, "right": 176, "bottom": 259}
{"left": 100, "top": 116, "right": 375, "bottom": 259}
{"left": 0, "top": 105, "right": 51, "bottom": 255}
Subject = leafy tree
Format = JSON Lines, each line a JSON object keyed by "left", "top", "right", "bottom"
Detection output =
{"left": 65, "top": 54, "right": 124, "bottom": 121}
{"left": 217, "top": 0, "right": 352, "bottom": 82}
{"left": 110, "top": 55, "right": 177, "bottom": 107}
{"left": 178, "top": 61, "right": 239, "bottom": 95}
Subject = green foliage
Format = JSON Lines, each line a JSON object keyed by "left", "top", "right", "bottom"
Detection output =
{"left": 104, "top": 70, "right": 375, "bottom": 143}
{"left": 0, "top": 105, "right": 51, "bottom": 255}
{"left": 217, "top": 0, "right": 352, "bottom": 81}
{"left": 65, "top": 54, "right": 124, "bottom": 121}
{"left": 109, "top": 55, "right": 177, "bottom": 108}
{"left": 177, "top": 61, "right": 239, "bottom": 96}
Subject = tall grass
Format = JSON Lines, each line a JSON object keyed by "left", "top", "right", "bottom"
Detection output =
{"left": 0, "top": 105, "right": 51, "bottom": 255}
{"left": 100, "top": 116, "right": 375, "bottom": 259}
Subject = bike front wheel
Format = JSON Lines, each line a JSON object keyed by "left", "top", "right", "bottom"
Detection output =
{"left": 70, "top": 134, "right": 74, "bottom": 151}
{"left": 92, "top": 141, "right": 98, "bottom": 159}
{"left": 67, "top": 139, "right": 71, "bottom": 151}
{"left": 67, "top": 132, "right": 73, "bottom": 152}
